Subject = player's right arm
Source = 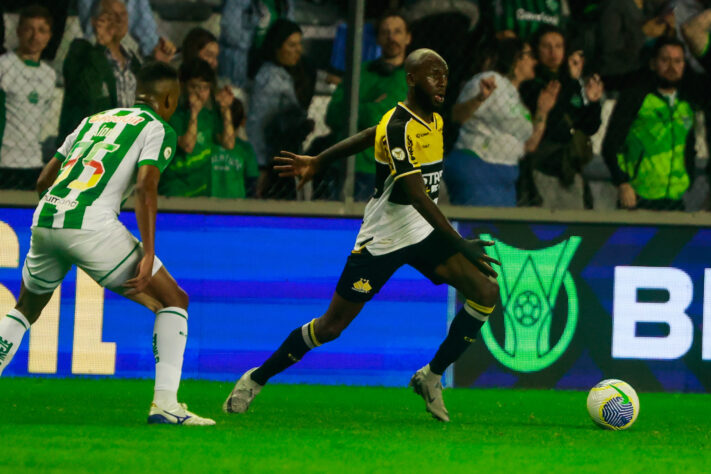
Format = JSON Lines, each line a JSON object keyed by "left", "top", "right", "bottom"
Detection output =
{"left": 398, "top": 173, "right": 499, "bottom": 278}
{"left": 273, "top": 125, "right": 377, "bottom": 189}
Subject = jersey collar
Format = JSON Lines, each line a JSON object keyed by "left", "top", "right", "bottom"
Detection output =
{"left": 397, "top": 102, "right": 433, "bottom": 131}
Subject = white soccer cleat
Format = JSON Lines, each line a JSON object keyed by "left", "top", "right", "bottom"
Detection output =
{"left": 409, "top": 365, "right": 450, "bottom": 422}
{"left": 223, "top": 367, "right": 263, "bottom": 414}
{"left": 147, "top": 402, "right": 216, "bottom": 426}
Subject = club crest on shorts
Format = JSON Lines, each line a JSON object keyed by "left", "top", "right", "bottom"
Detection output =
{"left": 391, "top": 148, "right": 406, "bottom": 161}
{"left": 352, "top": 278, "right": 372, "bottom": 293}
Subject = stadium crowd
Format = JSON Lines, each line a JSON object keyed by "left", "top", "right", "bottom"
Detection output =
{"left": 2, "top": 0, "right": 711, "bottom": 211}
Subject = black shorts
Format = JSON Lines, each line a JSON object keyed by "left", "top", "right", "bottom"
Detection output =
{"left": 335, "top": 231, "right": 458, "bottom": 303}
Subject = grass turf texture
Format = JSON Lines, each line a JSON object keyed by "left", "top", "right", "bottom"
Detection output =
{"left": 1, "top": 378, "right": 710, "bottom": 473}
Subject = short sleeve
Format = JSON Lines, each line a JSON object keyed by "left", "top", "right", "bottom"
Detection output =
{"left": 137, "top": 121, "right": 177, "bottom": 173}
{"left": 55, "top": 117, "right": 88, "bottom": 161}
{"left": 385, "top": 118, "right": 420, "bottom": 180}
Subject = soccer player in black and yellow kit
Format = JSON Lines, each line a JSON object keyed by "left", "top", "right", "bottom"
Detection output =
{"left": 224, "top": 49, "right": 500, "bottom": 422}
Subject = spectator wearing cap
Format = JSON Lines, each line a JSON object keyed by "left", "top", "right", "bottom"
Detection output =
{"left": 603, "top": 37, "right": 703, "bottom": 211}
{"left": 58, "top": 0, "right": 142, "bottom": 144}
{"left": 324, "top": 11, "right": 411, "bottom": 201}
{"left": 160, "top": 59, "right": 235, "bottom": 197}
{"left": 0, "top": 5, "right": 56, "bottom": 190}
{"left": 247, "top": 19, "right": 316, "bottom": 199}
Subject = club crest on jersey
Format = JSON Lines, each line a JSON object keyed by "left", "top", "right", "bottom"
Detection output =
{"left": 391, "top": 148, "right": 406, "bottom": 161}
{"left": 163, "top": 147, "right": 173, "bottom": 159}
{"left": 352, "top": 279, "right": 373, "bottom": 294}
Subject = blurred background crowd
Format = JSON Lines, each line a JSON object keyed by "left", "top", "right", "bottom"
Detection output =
{"left": 2, "top": 0, "right": 711, "bottom": 212}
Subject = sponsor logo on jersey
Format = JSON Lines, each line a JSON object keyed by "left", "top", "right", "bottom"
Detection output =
{"left": 89, "top": 114, "right": 145, "bottom": 126}
{"left": 515, "top": 8, "right": 559, "bottom": 25}
{"left": 28, "top": 91, "right": 39, "bottom": 105}
{"left": 416, "top": 132, "right": 430, "bottom": 138}
{"left": 42, "top": 194, "right": 79, "bottom": 210}
{"left": 352, "top": 278, "right": 373, "bottom": 294}
{"left": 391, "top": 148, "right": 406, "bottom": 161}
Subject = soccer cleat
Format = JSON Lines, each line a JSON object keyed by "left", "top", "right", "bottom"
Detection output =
{"left": 409, "top": 366, "right": 450, "bottom": 422}
{"left": 147, "top": 402, "right": 216, "bottom": 426}
{"left": 223, "top": 367, "right": 263, "bottom": 414}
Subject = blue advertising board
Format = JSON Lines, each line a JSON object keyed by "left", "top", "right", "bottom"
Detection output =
{"left": 2, "top": 208, "right": 710, "bottom": 392}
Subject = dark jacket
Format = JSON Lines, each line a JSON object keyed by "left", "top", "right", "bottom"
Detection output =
{"left": 520, "top": 65, "right": 602, "bottom": 179}
{"left": 58, "top": 39, "right": 141, "bottom": 144}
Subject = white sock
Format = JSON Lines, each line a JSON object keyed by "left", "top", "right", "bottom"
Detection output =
{"left": 0, "top": 309, "right": 30, "bottom": 376}
{"left": 152, "top": 307, "right": 188, "bottom": 406}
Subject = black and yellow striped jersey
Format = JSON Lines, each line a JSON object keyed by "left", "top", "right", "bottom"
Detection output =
{"left": 352, "top": 103, "right": 444, "bottom": 256}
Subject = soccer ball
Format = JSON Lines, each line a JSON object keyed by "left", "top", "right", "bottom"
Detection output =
{"left": 586, "top": 379, "right": 639, "bottom": 430}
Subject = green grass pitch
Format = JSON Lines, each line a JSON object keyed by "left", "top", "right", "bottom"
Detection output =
{"left": 1, "top": 378, "right": 710, "bottom": 473}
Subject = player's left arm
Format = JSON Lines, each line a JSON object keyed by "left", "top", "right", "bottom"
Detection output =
{"left": 124, "top": 122, "right": 176, "bottom": 294}
{"left": 399, "top": 174, "right": 500, "bottom": 278}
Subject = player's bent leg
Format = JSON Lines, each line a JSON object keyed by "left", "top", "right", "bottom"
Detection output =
{"left": 109, "top": 266, "right": 213, "bottom": 426}
{"left": 0, "top": 283, "right": 54, "bottom": 375}
{"left": 410, "top": 253, "right": 500, "bottom": 422}
{"left": 224, "top": 293, "right": 365, "bottom": 414}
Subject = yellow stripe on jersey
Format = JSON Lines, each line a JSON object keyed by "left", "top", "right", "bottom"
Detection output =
{"left": 392, "top": 169, "right": 422, "bottom": 181}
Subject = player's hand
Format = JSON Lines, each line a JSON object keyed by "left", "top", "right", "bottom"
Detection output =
{"left": 153, "top": 37, "right": 176, "bottom": 63}
{"left": 273, "top": 150, "right": 320, "bottom": 190}
{"left": 123, "top": 254, "right": 154, "bottom": 296}
{"left": 619, "top": 183, "right": 637, "bottom": 209}
{"left": 457, "top": 239, "right": 501, "bottom": 278}
{"left": 477, "top": 76, "right": 497, "bottom": 102}
{"left": 585, "top": 74, "right": 604, "bottom": 103}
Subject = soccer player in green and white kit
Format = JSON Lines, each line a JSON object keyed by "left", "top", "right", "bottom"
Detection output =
{"left": 0, "top": 62, "right": 215, "bottom": 426}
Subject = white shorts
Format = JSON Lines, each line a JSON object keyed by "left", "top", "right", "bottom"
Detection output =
{"left": 22, "top": 221, "right": 163, "bottom": 294}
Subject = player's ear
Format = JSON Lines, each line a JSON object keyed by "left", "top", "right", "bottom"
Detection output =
{"left": 406, "top": 72, "right": 415, "bottom": 87}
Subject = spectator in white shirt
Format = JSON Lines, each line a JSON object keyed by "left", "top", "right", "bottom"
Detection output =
{"left": 0, "top": 5, "right": 56, "bottom": 190}
{"left": 444, "top": 38, "right": 558, "bottom": 206}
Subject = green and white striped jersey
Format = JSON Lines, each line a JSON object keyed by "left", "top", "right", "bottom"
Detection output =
{"left": 32, "top": 105, "right": 176, "bottom": 230}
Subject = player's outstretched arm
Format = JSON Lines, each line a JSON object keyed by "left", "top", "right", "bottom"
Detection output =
{"left": 35, "top": 157, "right": 62, "bottom": 197}
{"left": 399, "top": 173, "right": 500, "bottom": 278}
{"left": 274, "top": 125, "right": 377, "bottom": 189}
{"left": 125, "top": 164, "right": 160, "bottom": 295}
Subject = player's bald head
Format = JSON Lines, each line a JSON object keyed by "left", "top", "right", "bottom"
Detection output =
{"left": 404, "top": 48, "right": 447, "bottom": 75}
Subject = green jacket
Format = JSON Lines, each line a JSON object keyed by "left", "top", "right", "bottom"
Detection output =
{"left": 603, "top": 81, "right": 698, "bottom": 201}
{"left": 325, "top": 59, "right": 407, "bottom": 174}
{"left": 58, "top": 39, "right": 141, "bottom": 144}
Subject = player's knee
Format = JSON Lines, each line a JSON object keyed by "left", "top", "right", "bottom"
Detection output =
{"left": 161, "top": 286, "right": 189, "bottom": 310}
{"left": 462, "top": 275, "right": 499, "bottom": 308}
{"left": 479, "top": 277, "right": 500, "bottom": 307}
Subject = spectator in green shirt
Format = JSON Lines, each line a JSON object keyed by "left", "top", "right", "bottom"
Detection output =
{"left": 211, "top": 98, "right": 259, "bottom": 198}
{"left": 325, "top": 11, "right": 411, "bottom": 201}
{"left": 160, "top": 59, "right": 236, "bottom": 197}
